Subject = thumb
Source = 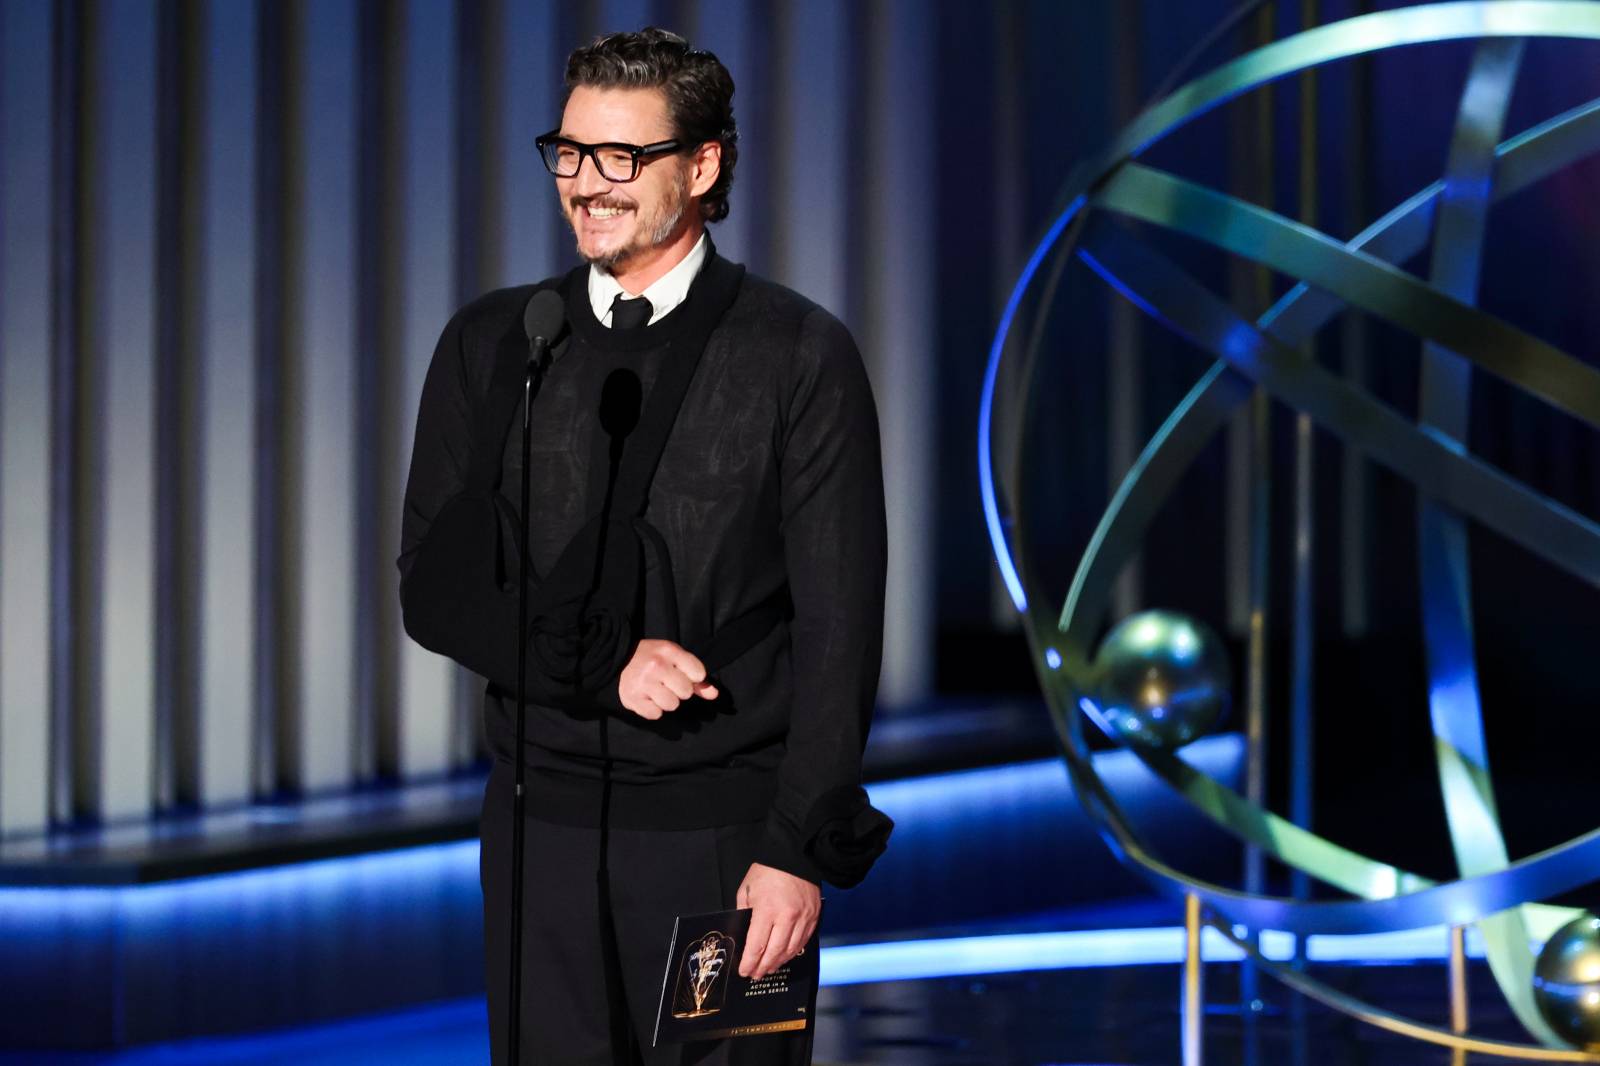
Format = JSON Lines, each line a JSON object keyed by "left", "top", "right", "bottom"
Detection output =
{"left": 694, "top": 680, "right": 719, "bottom": 700}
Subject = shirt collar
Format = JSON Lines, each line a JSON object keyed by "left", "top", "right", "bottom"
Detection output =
{"left": 587, "top": 231, "right": 710, "bottom": 328}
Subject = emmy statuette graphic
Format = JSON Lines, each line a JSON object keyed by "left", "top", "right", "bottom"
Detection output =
{"left": 673, "top": 930, "right": 736, "bottom": 1019}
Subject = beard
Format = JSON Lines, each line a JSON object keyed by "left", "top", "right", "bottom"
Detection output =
{"left": 562, "top": 165, "right": 690, "bottom": 274}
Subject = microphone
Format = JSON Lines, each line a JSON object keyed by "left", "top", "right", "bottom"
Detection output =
{"left": 598, "top": 368, "right": 643, "bottom": 444}
{"left": 597, "top": 368, "right": 643, "bottom": 538}
{"left": 510, "top": 286, "right": 563, "bottom": 1065}
{"left": 523, "top": 289, "right": 566, "bottom": 373}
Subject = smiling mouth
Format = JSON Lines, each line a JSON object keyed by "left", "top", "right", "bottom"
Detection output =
{"left": 578, "top": 201, "right": 633, "bottom": 222}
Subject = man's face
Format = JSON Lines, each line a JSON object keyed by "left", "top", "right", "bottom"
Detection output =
{"left": 556, "top": 85, "right": 691, "bottom": 274}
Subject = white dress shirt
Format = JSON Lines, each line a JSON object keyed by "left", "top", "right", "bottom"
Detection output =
{"left": 587, "top": 231, "right": 709, "bottom": 328}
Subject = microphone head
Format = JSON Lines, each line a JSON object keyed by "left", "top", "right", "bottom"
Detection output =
{"left": 598, "top": 368, "right": 643, "bottom": 441}
{"left": 523, "top": 289, "right": 566, "bottom": 344}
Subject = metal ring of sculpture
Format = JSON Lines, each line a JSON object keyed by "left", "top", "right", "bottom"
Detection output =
{"left": 978, "top": 2, "right": 1600, "bottom": 1056}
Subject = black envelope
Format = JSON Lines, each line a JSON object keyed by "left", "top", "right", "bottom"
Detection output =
{"left": 652, "top": 906, "right": 821, "bottom": 1046}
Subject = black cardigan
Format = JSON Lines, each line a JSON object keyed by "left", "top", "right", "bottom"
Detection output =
{"left": 397, "top": 249, "right": 892, "bottom": 888}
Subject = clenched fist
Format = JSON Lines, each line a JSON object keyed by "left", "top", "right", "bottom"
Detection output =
{"left": 617, "top": 639, "right": 719, "bottom": 720}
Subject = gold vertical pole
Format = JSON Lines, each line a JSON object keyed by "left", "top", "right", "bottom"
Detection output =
{"left": 1449, "top": 924, "right": 1469, "bottom": 1066}
{"left": 1183, "top": 893, "right": 1205, "bottom": 1066}
{"left": 1290, "top": 14, "right": 1319, "bottom": 1066}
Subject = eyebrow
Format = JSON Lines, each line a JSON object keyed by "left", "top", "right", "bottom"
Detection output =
{"left": 556, "top": 134, "right": 674, "bottom": 144}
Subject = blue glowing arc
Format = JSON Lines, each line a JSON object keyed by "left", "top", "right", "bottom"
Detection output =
{"left": 974, "top": 2, "right": 1600, "bottom": 1055}
{"left": 977, "top": 197, "right": 1085, "bottom": 614}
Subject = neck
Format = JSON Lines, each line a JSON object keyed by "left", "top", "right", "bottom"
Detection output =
{"left": 608, "top": 219, "right": 705, "bottom": 295}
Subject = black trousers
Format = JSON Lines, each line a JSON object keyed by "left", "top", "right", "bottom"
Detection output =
{"left": 480, "top": 759, "right": 813, "bottom": 1065}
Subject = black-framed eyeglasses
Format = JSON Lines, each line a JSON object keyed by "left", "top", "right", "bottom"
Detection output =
{"left": 534, "top": 130, "right": 683, "bottom": 183}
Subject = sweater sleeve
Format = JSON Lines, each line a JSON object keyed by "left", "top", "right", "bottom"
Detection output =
{"left": 395, "top": 306, "right": 633, "bottom": 710}
{"left": 752, "top": 307, "right": 893, "bottom": 889}
{"left": 397, "top": 309, "right": 475, "bottom": 590}
{"left": 395, "top": 307, "right": 525, "bottom": 687}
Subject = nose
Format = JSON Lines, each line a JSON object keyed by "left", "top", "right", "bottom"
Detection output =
{"left": 572, "top": 152, "right": 613, "bottom": 197}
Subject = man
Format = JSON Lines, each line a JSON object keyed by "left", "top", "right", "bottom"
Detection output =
{"left": 397, "top": 28, "right": 892, "bottom": 1066}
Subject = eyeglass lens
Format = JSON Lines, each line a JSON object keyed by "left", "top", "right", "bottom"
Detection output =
{"left": 546, "top": 143, "right": 639, "bottom": 182}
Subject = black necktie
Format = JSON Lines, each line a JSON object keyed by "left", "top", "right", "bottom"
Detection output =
{"left": 610, "top": 293, "right": 652, "bottom": 331}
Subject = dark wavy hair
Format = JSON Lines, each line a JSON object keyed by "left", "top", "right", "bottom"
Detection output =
{"left": 563, "top": 28, "right": 738, "bottom": 223}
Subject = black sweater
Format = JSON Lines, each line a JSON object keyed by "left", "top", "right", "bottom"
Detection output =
{"left": 397, "top": 249, "right": 892, "bottom": 887}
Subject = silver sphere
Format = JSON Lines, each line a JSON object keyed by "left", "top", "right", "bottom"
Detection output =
{"left": 1534, "top": 913, "right": 1600, "bottom": 1050}
{"left": 1092, "top": 610, "right": 1231, "bottom": 751}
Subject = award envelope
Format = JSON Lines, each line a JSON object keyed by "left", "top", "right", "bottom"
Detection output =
{"left": 652, "top": 905, "right": 821, "bottom": 1046}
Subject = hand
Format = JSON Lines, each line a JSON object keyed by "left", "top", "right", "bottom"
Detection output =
{"left": 616, "top": 639, "right": 719, "bottom": 720}
{"left": 736, "top": 862, "right": 821, "bottom": 980}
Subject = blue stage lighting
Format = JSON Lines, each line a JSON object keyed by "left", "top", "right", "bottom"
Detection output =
{"left": 820, "top": 924, "right": 1486, "bottom": 986}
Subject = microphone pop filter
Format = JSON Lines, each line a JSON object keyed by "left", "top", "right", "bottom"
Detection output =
{"left": 523, "top": 289, "right": 566, "bottom": 345}
{"left": 598, "top": 368, "right": 642, "bottom": 442}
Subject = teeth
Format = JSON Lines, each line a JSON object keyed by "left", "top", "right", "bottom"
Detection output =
{"left": 588, "top": 206, "right": 627, "bottom": 219}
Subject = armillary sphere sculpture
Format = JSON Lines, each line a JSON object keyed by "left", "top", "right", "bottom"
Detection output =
{"left": 978, "top": 2, "right": 1600, "bottom": 1058}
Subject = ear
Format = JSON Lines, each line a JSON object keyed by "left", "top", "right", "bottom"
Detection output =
{"left": 688, "top": 141, "right": 721, "bottom": 199}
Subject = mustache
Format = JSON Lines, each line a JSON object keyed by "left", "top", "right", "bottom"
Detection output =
{"left": 570, "top": 194, "right": 635, "bottom": 211}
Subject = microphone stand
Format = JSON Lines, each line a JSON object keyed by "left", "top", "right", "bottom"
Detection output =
{"left": 509, "top": 338, "right": 553, "bottom": 1065}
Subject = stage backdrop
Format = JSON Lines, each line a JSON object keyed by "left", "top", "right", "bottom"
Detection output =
{"left": 5, "top": 0, "right": 1600, "bottom": 871}
{"left": 0, "top": 0, "right": 940, "bottom": 836}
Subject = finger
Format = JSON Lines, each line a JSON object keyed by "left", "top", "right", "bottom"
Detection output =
{"left": 657, "top": 666, "right": 695, "bottom": 701}
{"left": 736, "top": 882, "right": 751, "bottom": 910}
{"left": 754, "top": 915, "right": 794, "bottom": 979}
{"left": 692, "top": 681, "right": 719, "bottom": 701}
{"left": 741, "top": 910, "right": 776, "bottom": 978}
{"left": 781, "top": 914, "right": 814, "bottom": 966}
{"left": 663, "top": 644, "right": 709, "bottom": 685}
{"left": 629, "top": 697, "right": 662, "bottom": 720}
{"left": 648, "top": 685, "right": 681, "bottom": 713}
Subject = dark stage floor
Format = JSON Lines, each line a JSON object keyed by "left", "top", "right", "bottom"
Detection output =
{"left": 2, "top": 956, "right": 1534, "bottom": 1065}
{"left": 814, "top": 958, "right": 1511, "bottom": 1065}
